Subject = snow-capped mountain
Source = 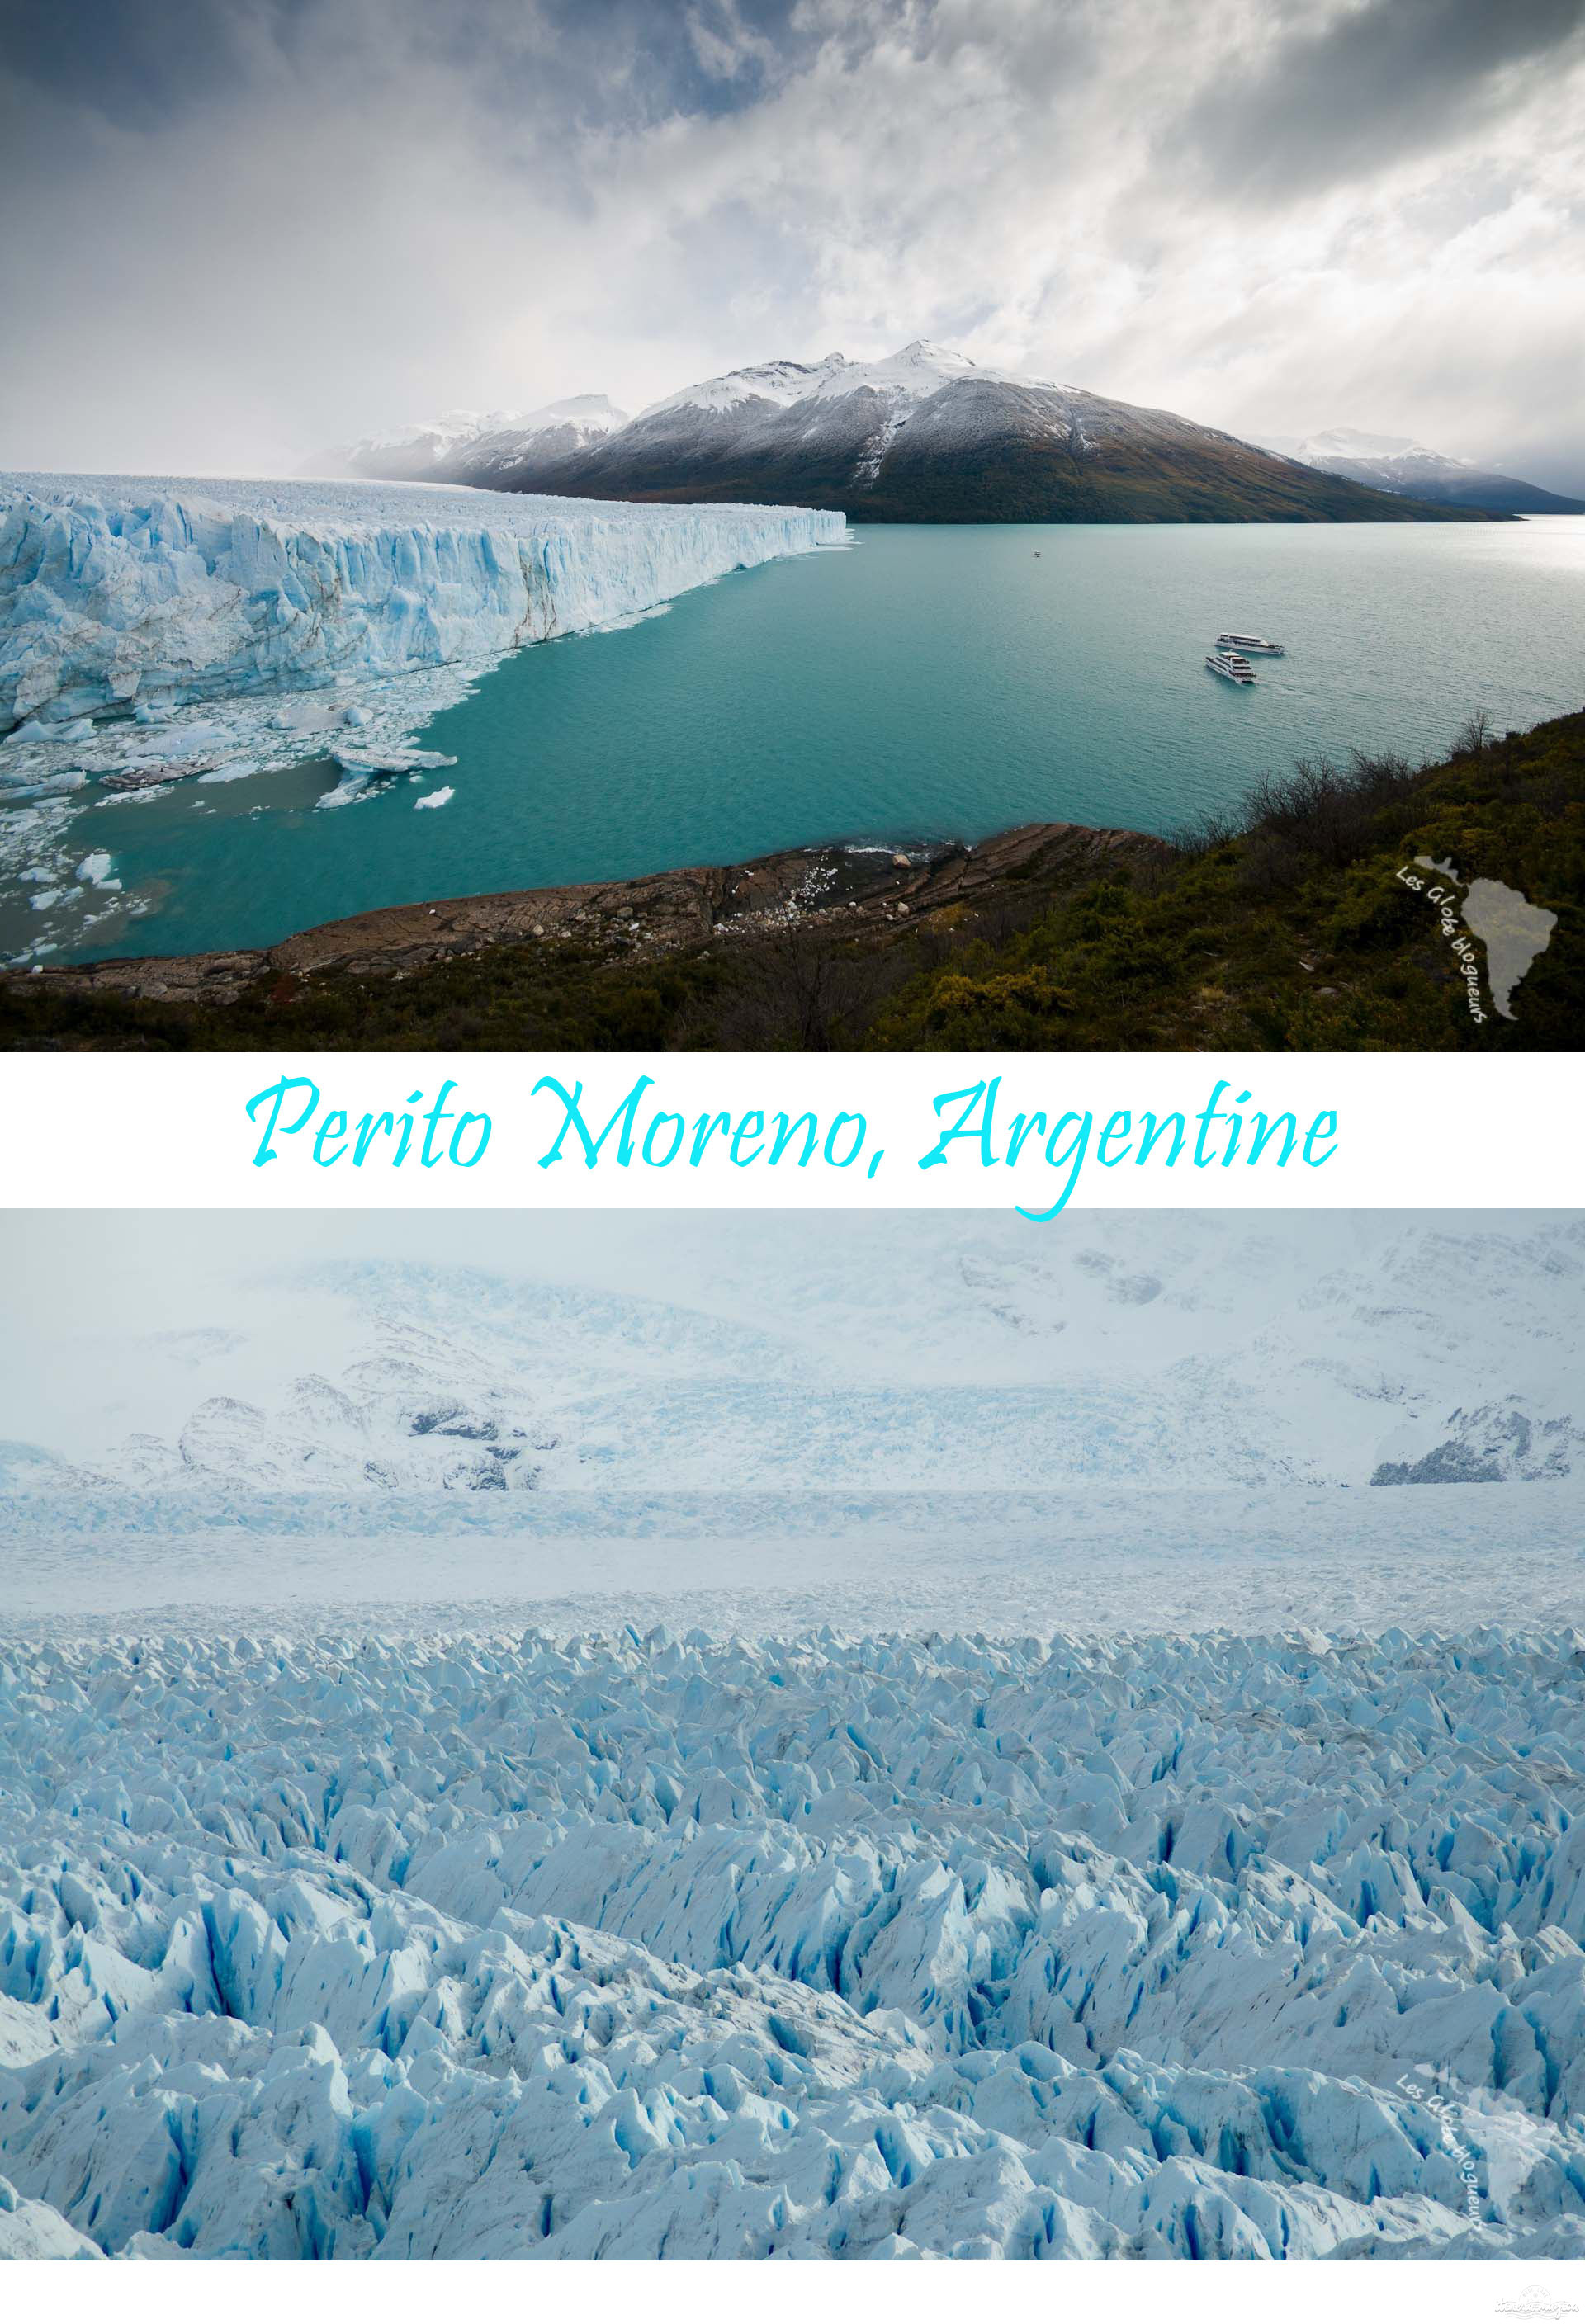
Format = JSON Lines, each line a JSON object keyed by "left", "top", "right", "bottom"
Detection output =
{"left": 11, "top": 1214, "right": 1582, "bottom": 1500}
{"left": 331, "top": 343, "right": 1479, "bottom": 522}
{"left": 636, "top": 341, "right": 991, "bottom": 429}
{"left": 1256, "top": 426, "right": 1584, "bottom": 515}
{"left": 442, "top": 394, "right": 631, "bottom": 484}
{"left": 305, "top": 394, "right": 631, "bottom": 484}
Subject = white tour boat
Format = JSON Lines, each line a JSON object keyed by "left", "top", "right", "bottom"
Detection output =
{"left": 1205, "top": 649, "right": 1257, "bottom": 684}
{"left": 1215, "top": 631, "right": 1285, "bottom": 654}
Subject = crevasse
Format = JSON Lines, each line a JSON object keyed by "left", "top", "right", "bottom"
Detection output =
{"left": 3, "top": 1626, "right": 1583, "bottom": 2260}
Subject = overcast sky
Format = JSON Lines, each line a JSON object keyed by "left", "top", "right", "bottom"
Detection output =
{"left": 3, "top": 0, "right": 1583, "bottom": 486}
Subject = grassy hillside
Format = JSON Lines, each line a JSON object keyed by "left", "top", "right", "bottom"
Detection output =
{"left": 863, "top": 709, "right": 1582, "bottom": 1051}
{"left": 3, "top": 709, "right": 1579, "bottom": 1052}
{"left": 494, "top": 436, "right": 1491, "bottom": 525}
{"left": 856, "top": 436, "right": 1491, "bottom": 525}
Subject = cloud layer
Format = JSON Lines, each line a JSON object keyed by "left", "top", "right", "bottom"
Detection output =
{"left": 2, "top": 0, "right": 1583, "bottom": 487}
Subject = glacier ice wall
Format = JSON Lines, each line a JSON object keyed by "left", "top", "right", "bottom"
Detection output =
{"left": 0, "top": 475, "right": 847, "bottom": 731}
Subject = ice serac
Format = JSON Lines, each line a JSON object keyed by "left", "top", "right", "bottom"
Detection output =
{"left": 0, "top": 475, "right": 846, "bottom": 734}
{"left": 3, "top": 1626, "right": 1585, "bottom": 2261}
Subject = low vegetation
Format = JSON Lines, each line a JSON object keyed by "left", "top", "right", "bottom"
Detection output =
{"left": 865, "top": 708, "right": 1581, "bottom": 1051}
{"left": 4, "top": 707, "right": 1580, "bottom": 1051}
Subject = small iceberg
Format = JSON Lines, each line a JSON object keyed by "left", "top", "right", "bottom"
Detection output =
{"left": 329, "top": 744, "right": 458, "bottom": 777}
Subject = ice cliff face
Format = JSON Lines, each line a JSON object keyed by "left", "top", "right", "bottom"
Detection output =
{"left": 0, "top": 475, "right": 845, "bottom": 735}
{"left": 3, "top": 1624, "right": 1584, "bottom": 2260}
{"left": 0, "top": 475, "right": 844, "bottom": 957}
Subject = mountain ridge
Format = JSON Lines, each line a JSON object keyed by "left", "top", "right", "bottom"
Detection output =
{"left": 328, "top": 342, "right": 1501, "bottom": 524}
{"left": 305, "top": 393, "right": 630, "bottom": 484}
{"left": 1256, "top": 425, "right": 1583, "bottom": 515}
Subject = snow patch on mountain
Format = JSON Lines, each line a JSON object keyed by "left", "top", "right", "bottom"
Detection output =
{"left": 637, "top": 341, "right": 1057, "bottom": 423}
{"left": 1370, "top": 1399, "right": 1583, "bottom": 1486}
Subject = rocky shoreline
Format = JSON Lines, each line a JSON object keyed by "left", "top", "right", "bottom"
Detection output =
{"left": 2, "top": 820, "right": 1164, "bottom": 1009}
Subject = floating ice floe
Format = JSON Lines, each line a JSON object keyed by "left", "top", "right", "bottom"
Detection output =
{"left": 329, "top": 744, "right": 457, "bottom": 777}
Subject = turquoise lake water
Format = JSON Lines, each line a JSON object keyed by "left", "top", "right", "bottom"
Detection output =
{"left": 27, "top": 517, "right": 1585, "bottom": 960}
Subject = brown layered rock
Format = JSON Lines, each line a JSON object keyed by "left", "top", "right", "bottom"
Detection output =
{"left": 2, "top": 820, "right": 1164, "bottom": 1008}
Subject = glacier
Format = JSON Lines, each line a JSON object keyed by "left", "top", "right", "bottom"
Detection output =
{"left": 0, "top": 475, "right": 846, "bottom": 734}
{"left": 3, "top": 1624, "right": 1585, "bottom": 2261}
{"left": 3, "top": 1212, "right": 1580, "bottom": 1503}
{"left": 0, "top": 474, "right": 845, "bottom": 961}
{"left": 3, "top": 1214, "right": 1583, "bottom": 2262}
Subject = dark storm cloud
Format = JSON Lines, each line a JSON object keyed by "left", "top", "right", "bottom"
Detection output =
{"left": 1176, "top": 0, "right": 1585, "bottom": 201}
{"left": 1, "top": 0, "right": 313, "bottom": 126}
{"left": 1, "top": 0, "right": 811, "bottom": 132}
{"left": 0, "top": 0, "right": 1579, "bottom": 484}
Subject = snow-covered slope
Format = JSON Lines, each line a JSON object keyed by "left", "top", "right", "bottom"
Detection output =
{"left": 305, "top": 406, "right": 539, "bottom": 479}
{"left": 4, "top": 1624, "right": 1584, "bottom": 2260}
{"left": 636, "top": 341, "right": 1003, "bottom": 421}
{"left": 1256, "top": 428, "right": 1585, "bottom": 515}
{"left": 337, "top": 343, "right": 1462, "bottom": 523}
{"left": 312, "top": 395, "right": 632, "bottom": 485}
{"left": 7, "top": 1477, "right": 1584, "bottom": 1642}
{"left": 442, "top": 396, "right": 630, "bottom": 482}
{"left": 9, "top": 1214, "right": 1583, "bottom": 1500}
{"left": 0, "top": 474, "right": 844, "bottom": 739}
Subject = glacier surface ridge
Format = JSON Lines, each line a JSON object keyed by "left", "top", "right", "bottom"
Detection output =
{"left": 4, "top": 1624, "right": 1585, "bottom": 2261}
